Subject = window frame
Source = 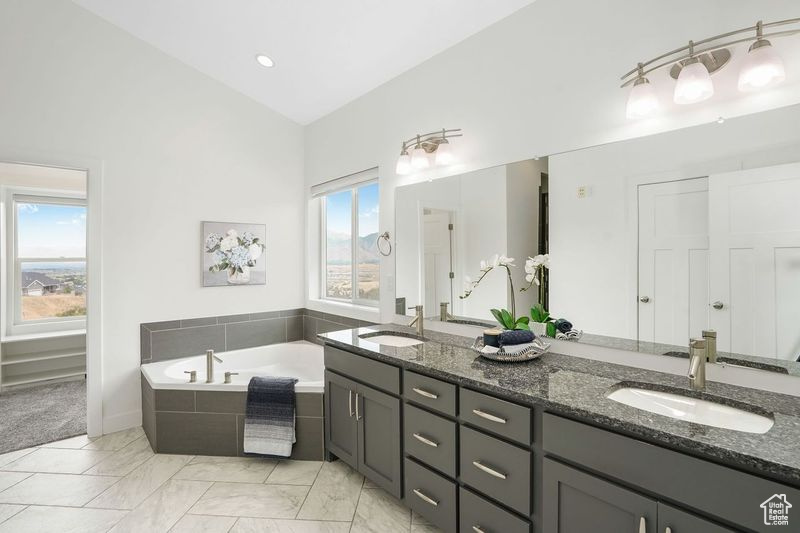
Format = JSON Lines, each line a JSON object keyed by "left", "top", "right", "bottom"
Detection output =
{"left": 6, "top": 189, "right": 87, "bottom": 335}
{"left": 320, "top": 180, "right": 379, "bottom": 308}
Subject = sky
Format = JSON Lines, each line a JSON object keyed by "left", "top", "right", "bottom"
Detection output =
{"left": 326, "top": 183, "right": 379, "bottom": 238}
{"left": 17, "top": 202, "right": 87, "bottom": 258}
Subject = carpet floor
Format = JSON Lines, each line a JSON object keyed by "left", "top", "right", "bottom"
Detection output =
{"left": 0, "top": 379, "right": 86, "bottom": 454}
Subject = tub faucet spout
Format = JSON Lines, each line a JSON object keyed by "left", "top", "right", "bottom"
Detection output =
{"left": 206, "top": 349, "right": 223, "bottom": 383}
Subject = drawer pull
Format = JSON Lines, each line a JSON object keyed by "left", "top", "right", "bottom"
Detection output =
{"left": 639, "top": 517, "right": 646, "bottom": 533}
{"left": 348, "top": 390, "right": 354, "bottom": 417}
{"left": 472, "top": 527, "right": 486, "bottom": 533}
{"left": 412, "top": 387, "right": 439, "bottom": 399}
{"left": 472, "top": 409, "right": 507, "bottom": 424}
{"left": 472, "top": 460, "right": 507, "bottom": 480}
{"left": 412, "top": 433, "right": 439, "bottom": 448}
{"left": 412, "top": 488, "right": 439, "bottom": 507}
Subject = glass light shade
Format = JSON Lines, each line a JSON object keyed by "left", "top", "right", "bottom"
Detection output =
{"left": 434, "top": 141, "right": 455, "bottom": 165}
{"left": 410, "top": 146, "right": 430, "bottom": 169}
{"left": 395, "top": 153, "right": 411, "bottom": 175}
{"left": 738, "top": 41, "right": 786, "bottom": 92}
{"left": 626, "top": 78, "right": 660, "bottom": 119}
{"left": 674, "top": 61, "right": 714, "bottom": 105}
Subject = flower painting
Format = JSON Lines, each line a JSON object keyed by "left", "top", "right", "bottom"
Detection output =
{"left": 202, "top": 222, "right": 266, "bottom": 286}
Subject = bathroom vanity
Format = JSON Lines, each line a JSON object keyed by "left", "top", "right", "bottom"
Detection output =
{"left": 321, "top": 325, "right": 800, "bottom": 533}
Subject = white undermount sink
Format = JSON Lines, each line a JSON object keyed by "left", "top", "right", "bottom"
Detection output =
{"left": 360, "top": 334, "right": 424, "bottom": 347}
{"left": 607, "top": 387, "right": 774, "bottom": 434}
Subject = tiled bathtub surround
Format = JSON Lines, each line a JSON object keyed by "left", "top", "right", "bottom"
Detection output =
{"left": 141, "top": 378, "right": 324, "bottom": 460}
{"left": 140, "top": 308, "right": 374, "bottom": 363}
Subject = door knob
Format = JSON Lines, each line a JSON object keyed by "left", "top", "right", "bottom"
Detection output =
{"left": 639, "top": 296, "right": 651, "bottom": 303}
{"left": 712, "top": 301, "right": 724, "bottom": 310}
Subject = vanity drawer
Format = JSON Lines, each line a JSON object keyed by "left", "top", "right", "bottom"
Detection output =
{"left": 404, "top": 403, "right": 457, "bottom": 477}
{"left": 459, "top": 486, "right": 531, "bottom": 533}
{"left": 405, "top": 458, "right": 457, "bottom": 533}
{"left": 324, "top": 346, "right": 400, "bottom": 395}
{"left": 460, "top": 388, "right": 531, "bottom": 445}
{"left": 459, "top": 426, "right": 531, "bottom": 516}
{"left": 404, "top": 370, "right": 457, "bottom": 417}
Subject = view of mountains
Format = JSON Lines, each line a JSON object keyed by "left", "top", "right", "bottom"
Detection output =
{"left": 326, "top": 232, "right": 380, "bottom": 264}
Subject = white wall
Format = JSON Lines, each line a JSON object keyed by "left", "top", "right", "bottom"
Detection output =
{"left": 303, "top": 0, "right": 800, "bottom": 323}
{"left": 0, "top": 0, "right": 305, "bottom": 432}
{"left": 549, "top": 104, "right": 800, "bottom": 340}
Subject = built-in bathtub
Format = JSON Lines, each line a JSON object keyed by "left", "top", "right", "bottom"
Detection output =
{"left": 140, "top": 341, "right": 325, "bottom": 459}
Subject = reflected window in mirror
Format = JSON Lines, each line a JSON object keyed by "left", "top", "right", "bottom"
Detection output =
{"left": 321, "top": 181, "right": 380, "bottom": 306}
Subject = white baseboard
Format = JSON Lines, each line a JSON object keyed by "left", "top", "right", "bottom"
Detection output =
{"left": 102, "top": 409, "right": 142, "bottom": 436}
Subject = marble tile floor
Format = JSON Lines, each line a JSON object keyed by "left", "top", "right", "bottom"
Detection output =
{"left": 0, "top": 427, "right": 442, "bottom": 533}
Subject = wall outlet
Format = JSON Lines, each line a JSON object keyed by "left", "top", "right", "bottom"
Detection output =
{"left": 577, "top": 186, "right": 589, "bottom": 199}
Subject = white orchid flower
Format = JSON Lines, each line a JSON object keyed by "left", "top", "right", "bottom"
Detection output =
{"left": 489, "top": 254, "right": 500, "bottom": 268}
{"left": 525, "top": 272, "right": 534, "bottom": 283}
{"left": 480, "top": 259, "right": 489, "bottom": 271}
{"left": 498, "top": 255, "right": 515, "bottom": 267}
{"left": 542, "top": 253, "right": 551, "bottom": 269}
{"left": 524, "top": 257, "right": 536, "bottom": 274}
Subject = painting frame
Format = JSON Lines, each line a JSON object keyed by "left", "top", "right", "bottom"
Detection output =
{"left": 202, "top": 221, "right": 267, "bottom": 287}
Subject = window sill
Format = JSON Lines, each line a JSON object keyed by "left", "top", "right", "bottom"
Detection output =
{"left": 306, "top": 299, "right": 381, "bottom": 323}
{"left": 1, "top": 329, "right": 87, "bottom": 343}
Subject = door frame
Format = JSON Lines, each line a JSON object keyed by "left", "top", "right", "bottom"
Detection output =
{"left": 0, "top": 146, "right": 104, "bottom": 437}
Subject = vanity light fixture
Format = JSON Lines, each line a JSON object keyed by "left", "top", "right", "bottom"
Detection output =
{"left": 395, "top": 129, "right": 462, "bottom": 175}
{"left": 621, "top": 18, "right": 799, "bottom": 118}
{"left": 255, "top": 54, "right": 275, "bottom": 68}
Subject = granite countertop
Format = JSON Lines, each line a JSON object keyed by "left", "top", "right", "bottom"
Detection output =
{"left": 320, "top": 323, "right": 800, "bottom": 487}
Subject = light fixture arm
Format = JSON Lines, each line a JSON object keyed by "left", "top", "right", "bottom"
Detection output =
{"left": 400, "top": 128, "right": 463, "bottom": 153}
{"left": 621, "top": 17, "right": 800, "bottom": 87}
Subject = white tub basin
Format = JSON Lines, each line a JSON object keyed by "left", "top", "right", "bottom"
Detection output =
{"left": 606, "top": 387, "right": 774, "bottom": 434}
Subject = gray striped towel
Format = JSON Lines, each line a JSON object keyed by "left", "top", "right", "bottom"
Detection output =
{"left": 243, "top": 376, "right": 298, "bottom": 457}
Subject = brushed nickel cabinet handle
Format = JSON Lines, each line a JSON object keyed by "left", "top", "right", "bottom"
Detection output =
{"left": 355, "top": 393, "right": 361, "bottom": 421}
{"left": 472, "top": 526, "right": 486, "bottom": 533}
{"left": 412, "top": 488, "right": 438, "bottom": 506}
{"left": 472, "top": 409, "right": 507, "bottom": 424}
{"left": 348, "top": 390, "right": 354, "bottom": 417}
{"left": 665, "top": 527, "right": 672, "bottom": 533}
{"left": 412, "top": 433, "right": 439, "bottom": 448}
{"left": 412, "top": 387, "right": 439, "bottom": 399}
{"left": 639, "top": 517, "right": 646, "bottom": 533}
{"left": 472, "top": 460, "right": 507, "bottom": 480}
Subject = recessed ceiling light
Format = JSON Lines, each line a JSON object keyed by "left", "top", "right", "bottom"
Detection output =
{"left": 255, "top": 54, "right": 274, "bottom": 68}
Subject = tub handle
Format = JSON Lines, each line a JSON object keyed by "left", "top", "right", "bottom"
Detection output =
{"left": 184, "top": 370, "right": 197, "bottom": 383}
{"left": 224, "top": 372, "right": 238, "bottom": 384}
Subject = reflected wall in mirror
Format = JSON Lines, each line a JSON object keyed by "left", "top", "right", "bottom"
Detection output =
{"left": 395, "top": 159, "right": 548, "bottom": 325}
{"left": 395, "top": 104, "right": 800, "bottom": 374}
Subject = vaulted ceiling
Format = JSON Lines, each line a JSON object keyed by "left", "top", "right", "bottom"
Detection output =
{"left": 72, "top": 0, "right": 536, "bottom": 124}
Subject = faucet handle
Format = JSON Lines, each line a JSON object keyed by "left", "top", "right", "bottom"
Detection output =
{"left": 184, "top": 370, "right": 197, "bottom": 383}
{"left": 224, "top": 372, "right": 239, "bottom": 384}
{"left": 207, "top": 349, "right": 223, "bottom": 363}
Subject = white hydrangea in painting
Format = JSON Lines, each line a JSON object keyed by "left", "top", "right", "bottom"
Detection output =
{"left": 202, "top": 222, "right": 266, "bottom": 286}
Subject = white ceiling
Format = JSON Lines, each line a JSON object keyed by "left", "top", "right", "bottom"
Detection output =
{"left": 72, "top": 0, "right": 536, "bottom": 125}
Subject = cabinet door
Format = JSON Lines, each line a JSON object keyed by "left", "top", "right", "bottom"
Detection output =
{"left": 658, "top": 503, "right": 737, "bottom": 533}
{"left": 543, "top": 459, "right": 657, "bottom": 533}
{"left": 324, "top": 370, "right": 358, "bottom": 469}
{"left": 357, "top": 382, "right": 402, "bottom": 498}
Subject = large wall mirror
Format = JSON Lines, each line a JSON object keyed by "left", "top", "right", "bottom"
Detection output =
{"left": 395, "top": 104, "right": 800, "bottom": 375}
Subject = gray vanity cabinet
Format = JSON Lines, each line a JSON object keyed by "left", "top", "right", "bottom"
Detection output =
{"left": 324, "top": 370, "right": 359, "bottom": 469}
{"left": 658, "top": 503, "right": 737, "bottom": 533}
{"left": 324, "top": 349, "right": 403, "bottom": 498}
{"left": 543, "top": 458, "right": 657, "bottom": 533}
{"left": 356, "top": 382, "right": 402, "bottom": 497}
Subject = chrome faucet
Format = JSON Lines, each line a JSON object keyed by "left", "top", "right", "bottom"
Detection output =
{"left": 688, "top": 338, "right": 707, "bottom": 390}
{"left": 408, "top": 305, "right": 424, "bottom": 336}
{"left": 206, "top": 349, "right": 223, "bottom": 383}
{"left": 702, "top": 329, "right": 717, "bottom": 363}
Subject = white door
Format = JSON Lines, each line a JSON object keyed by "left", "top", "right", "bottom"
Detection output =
{"left": 422, "top": 210, "right": 453, "bottom": 316}
{"left": 709, "top": 162, "right": 800, "bottom": 360}
{"left": 638, "top": 178, "right": 709, "bottom": 345}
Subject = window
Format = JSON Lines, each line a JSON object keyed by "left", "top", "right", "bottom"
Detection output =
{"left": 10, "top": 194, "right": 87, "bottom": 330}
{"left": 322, "top": 181, "right": 380, "bottom": 305}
